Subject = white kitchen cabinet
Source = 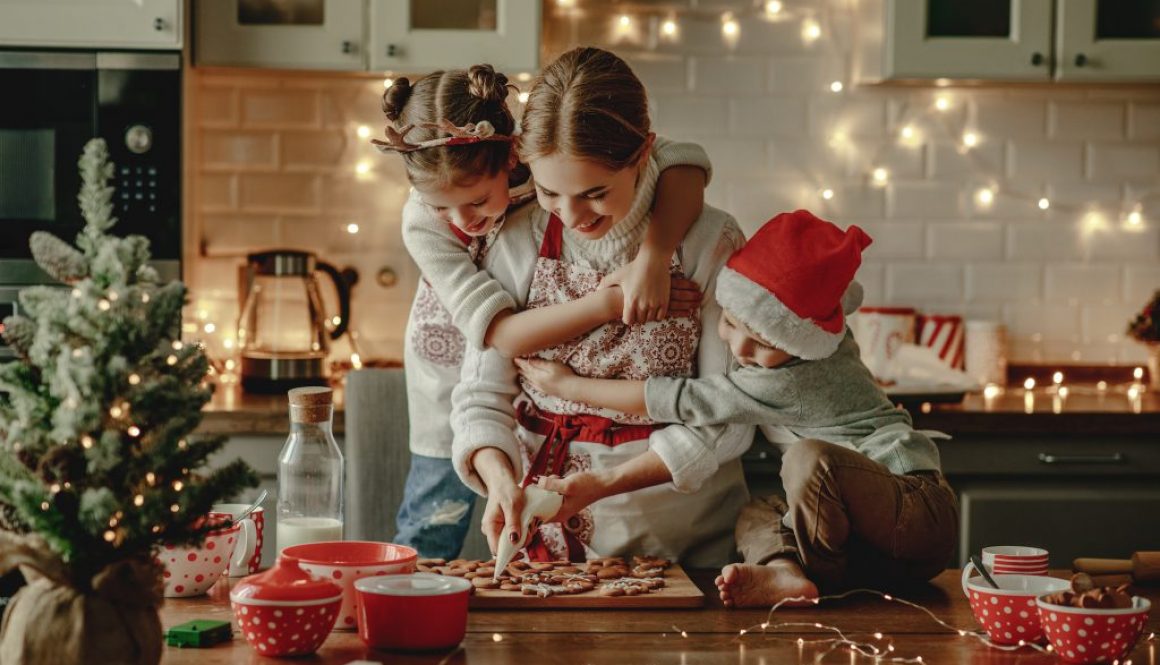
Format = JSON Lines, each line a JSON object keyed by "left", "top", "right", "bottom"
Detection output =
{"left": 368, "top": 0, "right": 539, "bottom": 74}
{"left": 195, "top": 0, "right": 540, "bottom": 74}
{"left": 858, "top": 0, "right": 1160, "bottom": 83}
{"left": 0, "top": 0, "right": 182, "bottom": 50}
{"left": 195, "top": 0, "right": 363, "bottom": 70}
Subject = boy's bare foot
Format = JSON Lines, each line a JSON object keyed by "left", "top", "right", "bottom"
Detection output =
{"left": 714, "top": 558, "right": 819, "bottom": 608}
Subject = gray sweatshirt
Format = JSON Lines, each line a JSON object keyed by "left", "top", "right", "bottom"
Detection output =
{"left": 645, "top": 330, "right": 942, "bottom": 476}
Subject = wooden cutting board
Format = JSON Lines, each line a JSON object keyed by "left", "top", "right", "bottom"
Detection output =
{"left": 469, "top": 563, "right": 705, "bottom": 609}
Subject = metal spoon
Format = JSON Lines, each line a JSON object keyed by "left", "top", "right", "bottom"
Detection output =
{"left": 235, "top": 489, "right": 268, "bottom": 522}
{"left": 971, "top": 554, "right": 1000, "bottom": 589}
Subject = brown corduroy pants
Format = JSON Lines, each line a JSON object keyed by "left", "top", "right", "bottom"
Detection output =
{"left": 735, "top": 439, "right": 959, "bottom": 592}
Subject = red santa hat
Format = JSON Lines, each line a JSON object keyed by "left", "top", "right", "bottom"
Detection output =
{"left": 715, "top": 210, "right": 872, "bottom": 361}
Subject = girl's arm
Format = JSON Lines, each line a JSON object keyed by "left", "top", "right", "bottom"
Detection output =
{"left": 515, "top": 358, "right": 649, "bottom": 418}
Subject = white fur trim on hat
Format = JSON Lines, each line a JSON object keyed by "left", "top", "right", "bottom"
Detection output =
{"left": 715, "top": 266, "right": 843, "bottom": 361}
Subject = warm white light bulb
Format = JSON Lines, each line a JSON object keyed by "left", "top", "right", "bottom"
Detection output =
{"left": 346, "top": 223, "right": 360, "bottom": 234}
{"left": 872, "top": 167, "right": 889, "bottom": 184}
{"left": 356, "top": 125, "right": 371, "bottom": 139}
{"left": 1038, "top": 197, "right": 1050, "bottom": 210}
{"left": 203, "top": 322, "right": 216, "bottom": 334}
{"left": 802, "top": 19, "right": 821, "bottom": 43}
{"left": 619, "top": 14, "right": 631, "bottom": 27}
{"left": 722, "top": 17, "right": 740, "bottom": 37}
{"left": 382, "top": 77, "right": 394, "bottom": 89}
{"left": 1134, "top": 367, "right": 1145, "bottom": 380}
{"left": 962, "top": 131, "right": 978, "bottom": 147}
{"left": 935, "top": 96, "right": 951, "bottom": 111}
{"left": 765, "top": 0, "right": 783, "bottom": 16}
{"left": 1127, "top": 210, "right": 1143, "bottom": 227}
{"left": 661, "top": 19, "right": 678, "bottom": 37}
{"left": 518, "top": 91, "right": 530, "bottom": 104}
{"left": 829, "top": 80, "right": 843, "bottom": 93}
{"left": 1024, "top": 377, "right": 1036, "bottom": 390}
{"left": 1053, "top": 371, "right": 1064, "bottom": 385}
{"left": 901, "top": 125, "right": 915, "bottom": 140}
{"left": 976, "top": 188, "right": 995, "bottom": 206}
{"left": 821, "top": 188, "right": 834, "bottom": 200}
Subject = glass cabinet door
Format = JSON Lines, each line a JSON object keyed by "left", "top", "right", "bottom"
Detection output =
{"left": 368, "top": 0, "right": 539, "bottom": 73}
{"left": 196, "top": 0, "right": 364, "bottom": 70}
{"left": 1056, "top": 0, "right": 1160, "bottom": 81}
{"left": 886, "top": 0, "right": 1053, "bottom": 80}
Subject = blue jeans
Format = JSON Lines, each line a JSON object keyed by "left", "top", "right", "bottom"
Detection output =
{"left": 394, "top": 454, "right": 477, "bottom": 559}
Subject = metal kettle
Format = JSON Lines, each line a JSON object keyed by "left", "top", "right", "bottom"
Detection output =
{"left": 236, "top": 249, "right": 351, "bottom": 393}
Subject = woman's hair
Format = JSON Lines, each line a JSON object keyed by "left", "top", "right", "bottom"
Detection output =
{"left": 381, "top": 64, "right": 515, "bottom": 188}
{"left": 519, "top": 47, "right": 650, "bottom": 171}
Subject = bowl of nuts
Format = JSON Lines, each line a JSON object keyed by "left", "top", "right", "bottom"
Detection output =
{"left": 354, "top": 573, "right": 473, "bottom": 651}
{"left": 1036, "top": 574, "right": 1151, "bottom": 664}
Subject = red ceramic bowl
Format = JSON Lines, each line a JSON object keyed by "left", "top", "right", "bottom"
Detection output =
{"left": 355, "top": 573, "right": 472, "bottom": 651}
{"left": 965, "top": 574, "right": 1071, "bottom": 645}
{"left": 1037, "top": 595, "right": 1151, "bottom": 664}
{"left": 280, "top": 541, "right": 417, "bottom": 631}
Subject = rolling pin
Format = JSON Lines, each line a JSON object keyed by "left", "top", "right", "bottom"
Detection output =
{"left": 1073, "top": 551, "right": 1160, "bottom": 585}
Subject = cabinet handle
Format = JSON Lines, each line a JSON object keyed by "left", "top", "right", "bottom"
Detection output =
{"left": 1038, "top": 452, "right": 1125, "bottom": 465}
{"left": 1030, "top": 52, "right": 1044, "bottom": 66}
{"left": 1074, "top": 53, "right": 1088, "bottom": 67}
{"left": 386, "top": 44, "right": 399, "bottom": 58}
{"left": 342, "top": 40, "right": 356, "bottom": 55}
{"left": 153, "top": 17, "right": 166, "bottom": 32}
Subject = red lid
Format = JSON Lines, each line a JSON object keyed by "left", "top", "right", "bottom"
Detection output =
{"left": 229, "top": 555, "right": 343, "bottom": 604}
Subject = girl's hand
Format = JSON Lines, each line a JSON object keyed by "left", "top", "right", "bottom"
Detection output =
{"left": 536, "top": 472, "right": 608, "bottom": 526}
{"left": 481, "top": 479, "right": 526, "bottom": 556}
{"left": 600, "top": 253, "right": 671, "bottom": 325}
{"left": 514, "top": 358, "right": 577, "bottom": 397}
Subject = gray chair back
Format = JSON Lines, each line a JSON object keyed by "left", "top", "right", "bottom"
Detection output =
{"left": 344, "top": 368, "right": 489, "bottom": 558}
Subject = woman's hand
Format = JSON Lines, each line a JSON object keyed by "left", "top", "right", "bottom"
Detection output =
{"left": 536, "top": 472, "right": 608, "bottom": 526}
{"left": 481, "top": 478, "right": 526, "bottom": 556}
{"left": 514, "top": 358, "right": 576, "bottom": 397}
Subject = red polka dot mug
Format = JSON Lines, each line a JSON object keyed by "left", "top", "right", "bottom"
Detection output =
{"left": 159, "top": 512, "right": 240, "bottom": 598}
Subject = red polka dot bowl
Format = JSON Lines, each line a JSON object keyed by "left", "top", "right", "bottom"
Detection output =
{"left": 159, "top": 512, "right": 239, "bottom": 598}
{"left": 355, "top": 573, "right": 473, "bottom": 651}
{"left": 280, "top": 541, "right": 417, "bottom": 632}
{"left": 1036, "top": 595, "right": 1151, "bottom": 664}
{"left": 230, "top": 555, "right": 344, "bottom": 657}
{"left": 965, "top": 574, "right": 1071, "bottom": 645}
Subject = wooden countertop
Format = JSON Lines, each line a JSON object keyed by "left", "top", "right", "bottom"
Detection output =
{"left": 160, "top": 569, "right": 1159, "bottom": 664}
{"left": 197, "top": 381, "right": 1160, "bottom": 437}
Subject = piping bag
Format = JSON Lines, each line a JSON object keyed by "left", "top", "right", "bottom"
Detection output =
{"left": 492, "top": 485, "right": 564, "bottom": 580}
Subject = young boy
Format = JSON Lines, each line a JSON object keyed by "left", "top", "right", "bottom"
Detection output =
{"left": 517, "top": 209, "right": 958, "bottom": 607}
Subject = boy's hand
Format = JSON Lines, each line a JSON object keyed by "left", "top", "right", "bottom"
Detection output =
{"left": 535, "top": 472, "right": 607, "bottom": 526}
{"left": 481, "top": 479, "right": 526, "bottom": 556}
{"left": 515, "top": 358, "right": 576, "bottom": 397}
{"left": 666, "top": 275, "right": 702, "bottom": 318}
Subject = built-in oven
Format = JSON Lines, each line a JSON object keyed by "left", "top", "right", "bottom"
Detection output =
{"left": 0, "top": 49, "right": 181, "bottom": 359}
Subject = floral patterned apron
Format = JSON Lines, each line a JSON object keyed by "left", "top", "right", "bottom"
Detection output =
{"left": 516, "top": 215, "right": 702, "bottom": 561}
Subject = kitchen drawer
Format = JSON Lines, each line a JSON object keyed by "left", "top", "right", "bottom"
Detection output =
{"left": 939, "top": 436, "right": 1160, "bottom": 477}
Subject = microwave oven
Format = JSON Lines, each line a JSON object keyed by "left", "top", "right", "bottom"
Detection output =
{"left": 0, "top": 49, "right": 181, "bottom": 359}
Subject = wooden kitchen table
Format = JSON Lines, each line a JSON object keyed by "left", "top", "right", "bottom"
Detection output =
{"left": 160, "top": 570, "right": 1159, "bottom": 664}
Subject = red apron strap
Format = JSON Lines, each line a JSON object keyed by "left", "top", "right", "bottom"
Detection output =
{"left": 449, "top": 224, "right": 472, "bottom": 246}
{"left": 538, "top": 215, "right": 564, "bottom": 259}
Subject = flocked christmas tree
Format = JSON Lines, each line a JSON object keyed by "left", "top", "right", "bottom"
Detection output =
{"left": 0, "top": 139, "right": 257, "bottom": 587}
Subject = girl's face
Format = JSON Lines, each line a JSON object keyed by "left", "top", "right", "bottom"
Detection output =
{"left": 414, "top": 169, "right": 511, "bottom": 237}
{"left": 528, "top": 136, "right": 653, "bottom": 240}
{"left": 717, "top": 309, "right": 794, "bottom": 369}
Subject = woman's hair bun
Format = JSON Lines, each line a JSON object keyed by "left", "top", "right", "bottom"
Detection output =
{"left": 382, "top": 77, "right": 413, "bottom": 121}
{"left": 466, "top": 64, "right": 509, "bottom": 104}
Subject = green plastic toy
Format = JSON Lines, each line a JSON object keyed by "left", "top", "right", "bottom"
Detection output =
{"left": 165, "top": 619, "right": 233, "bottom": 648}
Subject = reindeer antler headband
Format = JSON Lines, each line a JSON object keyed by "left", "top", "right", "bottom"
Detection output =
{"left": 370, "top": 119, "right": 513, "bottom": 154}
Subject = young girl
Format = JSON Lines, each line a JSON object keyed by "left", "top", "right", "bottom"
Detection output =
{"left": 517, "top": 210, "right": 957, "bottom": 605}
{"left": 377, "top": 64, "right": 713, "bottom": 559}
{"left": 449, "top": 47, "right": 753, "bottom": 567}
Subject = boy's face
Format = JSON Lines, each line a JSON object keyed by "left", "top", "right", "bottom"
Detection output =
{"left": 415, "top": 169, "right": 512, "bottom": 238}
{"left": 717, "top": 309, "right": 794, "bottom": 369}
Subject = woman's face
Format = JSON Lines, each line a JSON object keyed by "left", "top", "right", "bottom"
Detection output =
{"left": 528, "top": 146, "right": 649, "bottom": 240}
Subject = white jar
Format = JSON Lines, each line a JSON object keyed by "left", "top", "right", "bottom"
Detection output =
{"left": 964, "top": 320, "right": 1008, "bottom": 387}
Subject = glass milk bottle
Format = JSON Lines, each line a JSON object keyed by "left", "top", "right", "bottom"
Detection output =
{"left": 276, "top": 386, "right": 344, "bottom": 553}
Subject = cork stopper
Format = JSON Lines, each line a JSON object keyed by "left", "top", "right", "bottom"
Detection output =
{"left": 287, "top": 386, "right": 333, "bottom": 424}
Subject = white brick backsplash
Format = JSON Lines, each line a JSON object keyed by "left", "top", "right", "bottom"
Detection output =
{"left": 730, "top": 97, "right": 809, "bottom": 136}
{"left": 1082, "top": 303, "right": 1137, "bottom": 345}
{"left": 1007, "top": 222, "right": 1084, "bottom": 261}
{"left": 929, "top": 142, "right": 1004, "bottom": 180}
{"left": 691, "top": 56, "right": 765, "bottom": 94}
{"left": 927, "top": 222, "right": 1005, "bottom": 260}
{"left": 768, "top": 56, "right": 842, "bottom": 94}
{"left": 188, "top": 8, "right": 1160, "bottom": 364}
{"left": 1007, "top": 142, "right": 1085, "bottom": 181}
{"left": 809, "top": 95, "right": 888, "bottom": 138}
{"left": 852, "top": 221, "right": 924, "bottom": 259}
{"left": 654, "top": 96, "right": 730, "bottom": 134}
{"left": 973, "top": 98, "right": 1046, "bottom": 139}
{"left": 889, "top": 183, "right": 964, "bottom": 219}
{"left": 886, "top": 264, "right": 963, "bottom": 302}
{"left": 1044, "top": 265, "right": 1120, "bottom": 303}
{"left": 1048, "top": 102, "right": 1125, "bottom": 141}
{"left": 1128, "top": 103, "right": 1160, "bottom": 140}
{"left": 1085, "top": 227, "right": 1160, "bottom": 262}
{"left": 1125, "top": 265, "right": 1160, "bottom": 304}
{"left": 965, "top": 263, "right": 1041, "bottom": 302}
{"left": 623, "top": 54, "right": 688, "bottom": 92}
{"left": 1087, "top": 144, "right": 1160, "bottom": 182}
